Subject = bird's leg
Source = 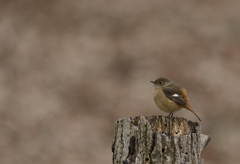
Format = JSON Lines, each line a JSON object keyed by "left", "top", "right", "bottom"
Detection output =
{"left": 168, "top": 112, "right": 174, "bottom": 117}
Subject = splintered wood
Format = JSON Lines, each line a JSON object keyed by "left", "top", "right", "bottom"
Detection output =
{"left": 112, "top": 116, "right": 210, "bottom": 164}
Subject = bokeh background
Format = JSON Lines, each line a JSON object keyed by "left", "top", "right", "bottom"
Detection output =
{"left": 1, "top": 0, "right": 240, "bottom": 164}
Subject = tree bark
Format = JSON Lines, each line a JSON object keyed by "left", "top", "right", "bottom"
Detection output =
{"left": 112, "top": 116, "right": 211, "bottom": 164}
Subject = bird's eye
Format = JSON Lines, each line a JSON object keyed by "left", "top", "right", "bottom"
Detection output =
{"left": 159, "top": 81, "right": 163, "bottom": 85}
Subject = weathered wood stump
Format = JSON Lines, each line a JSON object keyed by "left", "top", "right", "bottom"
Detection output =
{"left": 112, "top": 116, "right": 210, "bottom": 164}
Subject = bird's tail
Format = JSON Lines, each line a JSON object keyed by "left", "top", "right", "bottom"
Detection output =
{"left": 185, "top": 105, "right": 201, "bottom": 122}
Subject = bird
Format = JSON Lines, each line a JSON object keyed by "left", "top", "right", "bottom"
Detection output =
{"left": 151, "top": 77, "right": 201, "bottom": 121}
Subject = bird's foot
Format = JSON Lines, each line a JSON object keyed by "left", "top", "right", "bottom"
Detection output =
{"left": 167, "top": 112, "right": 174, "bottom": 117}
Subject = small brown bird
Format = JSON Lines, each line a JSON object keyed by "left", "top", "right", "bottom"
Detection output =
{"left": 151, "top": 77, "right": 201, "bottom": 121}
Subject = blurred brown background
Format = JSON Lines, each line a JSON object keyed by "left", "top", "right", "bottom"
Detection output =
{"left": 1, "top": 0, "right": 240, "bottom": 164}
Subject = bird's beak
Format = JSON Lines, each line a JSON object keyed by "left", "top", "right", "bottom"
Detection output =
{"left": 150, "top": 81, "right": 155, "bottom": 84}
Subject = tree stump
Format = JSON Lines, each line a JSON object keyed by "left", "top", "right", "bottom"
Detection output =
{"left": 112, "top": 116, "right": 211, "bottom": 164}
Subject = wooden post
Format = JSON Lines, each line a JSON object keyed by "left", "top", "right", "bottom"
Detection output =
{"left": 112, "top": 116, "right": 210, "bottom": 164}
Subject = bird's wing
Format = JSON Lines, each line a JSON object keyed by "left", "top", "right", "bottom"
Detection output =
{"left": 162, "top": 87, "right": 187, "bottom": 107}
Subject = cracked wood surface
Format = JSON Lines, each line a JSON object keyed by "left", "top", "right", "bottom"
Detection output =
{"left": 112, "top": 116, "right": 210, "bottom": 164}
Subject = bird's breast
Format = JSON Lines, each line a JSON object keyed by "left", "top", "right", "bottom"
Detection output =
{"left": 153, "top": 88, "right": 182, "bottom": 113}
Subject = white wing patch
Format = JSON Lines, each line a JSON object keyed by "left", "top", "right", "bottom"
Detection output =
{"left": 172, "top": 93, "right": 179, "bottom": 97}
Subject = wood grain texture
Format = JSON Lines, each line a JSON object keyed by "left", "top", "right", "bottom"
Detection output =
{"left": 112, "top": 116, "right": 210, "bottom": 164}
